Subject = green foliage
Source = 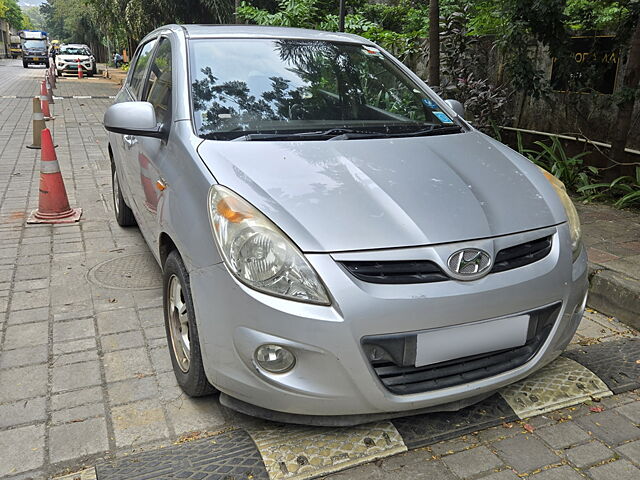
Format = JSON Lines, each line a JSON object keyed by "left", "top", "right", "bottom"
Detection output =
{"left": 439, "top": 2, "right": 509, "bottom": 132}
{"left": 578, "top": 167, "right": 640, "bottom": 208}
{"left": 565, "top": 0, "right": 630, "bottom": 31}
{"left": 22, "top": 6, "right": 45, "bottom": 30}
{"left": 516, "top": 132, "right": 640, "bottom": 208}
{"left": 1, "top": 0, "right": 23, "bottom": 29}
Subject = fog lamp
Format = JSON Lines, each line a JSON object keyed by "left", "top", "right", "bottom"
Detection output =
{"left": 254, "top": 344, "right": 296, "bottom": 373}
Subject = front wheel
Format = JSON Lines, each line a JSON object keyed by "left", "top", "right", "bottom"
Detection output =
{"left": 112, "top": 166, "right": 136, "bottom": 227}
{"left": 163, "top": 250, "right": 216, "bottom": 397}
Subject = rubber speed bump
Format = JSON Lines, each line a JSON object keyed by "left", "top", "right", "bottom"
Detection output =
{"left": 392, "top": 394, "right": 517, "bottom": 448}
{"left": 499, "top": 356, "right": 612, "bottom": 418}
{"left": 95, "top": 429, "right": 268, "bottom": 480}
{"left": 245, "top": 421, "right": 406, "bottom": 480}
{"left": 564, "top": 338, "right": 640, "bottom": 394}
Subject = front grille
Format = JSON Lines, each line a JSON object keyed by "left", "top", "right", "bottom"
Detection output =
{"left": 363, "top": 303, "right": 560, "bottom": 395}
{"left": 341, "top": 260, "right": 448, "bottom": 284}
{"left": 491, "top": 236, "right": 552, "bottom": 274}
{"left": 340, "top": 235, "right": 553, "bottom": 285}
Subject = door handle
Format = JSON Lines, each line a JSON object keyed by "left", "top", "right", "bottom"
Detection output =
{"left": 123, "top": 135, "right": 137, "bottom": 149}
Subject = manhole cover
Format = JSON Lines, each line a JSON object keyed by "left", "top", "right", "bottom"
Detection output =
{"left": 88, "top": 254, "right": 162, "bottom": 290}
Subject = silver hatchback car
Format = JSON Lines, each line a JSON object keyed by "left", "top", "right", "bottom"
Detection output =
{"left": 104, "top": 25, "right": 588, "bottom": 425}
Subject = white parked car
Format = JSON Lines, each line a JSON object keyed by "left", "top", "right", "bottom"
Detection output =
{"left": 56, "top": 44, "right": 97, "bottom": 76}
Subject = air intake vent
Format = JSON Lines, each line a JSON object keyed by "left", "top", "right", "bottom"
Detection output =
{"left": 341, "top": 260, "right": 448, "bottom": 284}
{"left": 491, "top": 236, "right": 552, "bottom": 274}
{"left": 364, "top": 303, "right": 560, "bottom": 395}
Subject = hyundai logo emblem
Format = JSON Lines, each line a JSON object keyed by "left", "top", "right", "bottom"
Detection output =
{"left": 448, "top": 248, "right": 492, "bottom": 279}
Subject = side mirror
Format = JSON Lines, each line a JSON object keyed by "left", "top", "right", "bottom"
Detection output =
{"left": 445, "top": 99, "right": 465, "bottom": 119}
{"left": 103, "top": 101, "right": 166, "bottom": 139}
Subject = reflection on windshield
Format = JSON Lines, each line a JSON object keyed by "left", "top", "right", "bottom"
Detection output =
{"left": 60, "top": 47, "right": 90, "bottom": 56}
{"left": 23, "top": 40, "right": 46, "bottom": 49}
{"left": 190, "top": 39, "right": 455, "bottom": 140}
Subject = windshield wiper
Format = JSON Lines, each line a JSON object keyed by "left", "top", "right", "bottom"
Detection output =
{"left": 230, "top": 128, "right": 376, "bottom": 142}
{"left": 328, "top": 124, "right": 463, "bottom": 140}
{"left": 228, "top": 125, "right": 462, "bottom": 141}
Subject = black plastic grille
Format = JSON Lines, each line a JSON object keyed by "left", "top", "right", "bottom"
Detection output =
{"left": 341, "top": 235, "right": 553, "bottom": 285}
{"left": 491, "top": 236, "right": 552, "bottom": 274}
{"left": 341, "top": 260, "right": 448, "bottom": 284}
{"left": 363, "top": 303, "right": 560, "bottom": 395}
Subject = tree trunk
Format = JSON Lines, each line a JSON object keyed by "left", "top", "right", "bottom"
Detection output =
{"left": 609, "top": 19, "right": 640, "bottom": 181}
{"left": 429, "top": 0, "right": 440, "bottom": 86}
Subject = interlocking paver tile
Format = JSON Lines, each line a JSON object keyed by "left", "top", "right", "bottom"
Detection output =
{"left": 0, "top": 344, "right": 48, "bottom": 368}
{"left": 0, "top": 424, "right": 45, "bottom": 477}
{"left": 493, "top": 434, "right": 560, "bottom": 473}
{"left": 111, "top": 399, "right": 169, "bottom": 447}
{"left": 442, "top": 446, "right": 503, "bottom": 478}
{"left": 563, "top": 441, "right": 615, "bottom": 468}
{"left": 588, "top": 459, "right": 640, "bottom": 480}
{"left": 0, "top": 397, "right": 47, "bottom": 428}
{"left": 102, "top": 347, "right": 153, "bottom": 382}
{"left": 3, "top": 321, "right": 48, "bottom": 348}
{"left": 529, "top": 465, "right": 583, "bottom": 479}
{"left": 0, "top": 364, "right": 48, "bottom": 403}
{"left": 49, "top": 417, "right": 108, "bottom": 464}
{"left": 575, "top": 411, "right": 640, "bottom": 446}
{"left": 96, "top": 307, "right": 139, "bottom": 334}
{"left": 51, "top": 360, "right": 102, "bottom": 393}
{"left": 535, "top": 422, "right": 591, "bottom": 449}
{"left": 616, "top": 439, "right": 640, "bottom": 466}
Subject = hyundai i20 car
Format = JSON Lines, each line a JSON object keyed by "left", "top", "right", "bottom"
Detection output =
{"left": 103, "top": 25, "right": 588, "bottom": 425}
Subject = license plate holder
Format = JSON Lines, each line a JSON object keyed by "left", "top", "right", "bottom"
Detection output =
{"left": 415, "top": 314, "right": 530, "bottom": 367}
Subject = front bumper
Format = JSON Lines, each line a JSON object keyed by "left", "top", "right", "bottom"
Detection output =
{"left": 57, "top": 60, "right": 93, "bottom": 72}
{"left": 190, "top": 224, "right": 588, "bottom": 419}
{"left": 24, "top": 55, "right": 48, "bottom": 64}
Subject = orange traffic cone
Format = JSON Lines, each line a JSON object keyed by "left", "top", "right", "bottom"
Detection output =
{"left": 77, "top": 58, "right": 83, "bottom": 79}
{"left": 27, "top": 128, "right": 82, "bottom": 224}
{"left": 40, "top": 80, "right": 54, "bottom": 121}
{"left": 45, "top": 74, "right": 55, "bottom": 104}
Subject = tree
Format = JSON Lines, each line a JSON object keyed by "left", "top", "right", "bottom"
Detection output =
{"left": 2, "top": 0, "right": 23, "bottom": 29}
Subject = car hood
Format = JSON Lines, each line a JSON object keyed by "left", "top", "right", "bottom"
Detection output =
{"left": 57, "top": 54, "right": 90, "bottom": 61}
{"left": 197, "top": 131, "right": 563, "bottom": 252}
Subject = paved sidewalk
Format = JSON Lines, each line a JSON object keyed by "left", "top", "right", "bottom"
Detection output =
{"left": 577, "top": 203, "right": 640, "bottom": 329}
{"left": 0, "top": 60, "right": 227, "bottom": 479}
{"left": 0, "top": 58, "right": 638, "bottom": 480}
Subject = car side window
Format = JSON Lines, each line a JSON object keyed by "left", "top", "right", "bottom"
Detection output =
{"left": 142, "top": 38, "right": 172, "bottom": 126}
{"left": 128, "top": 39, "right": 158, "bottom": 99}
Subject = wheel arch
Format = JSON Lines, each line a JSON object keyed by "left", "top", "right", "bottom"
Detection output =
{"left": 159, "top": 232, "right": 178, "bottom": 268}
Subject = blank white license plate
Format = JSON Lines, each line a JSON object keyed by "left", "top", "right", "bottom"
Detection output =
{"left": 415, "top": 314, "right": 530, "bottom": 367}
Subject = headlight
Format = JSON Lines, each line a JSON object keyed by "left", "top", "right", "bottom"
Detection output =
{"left": 207, "top": 185, "right": 330, "bottom": 305}
{"left": 538, "top": 167, "right": 582, "bottom": 260}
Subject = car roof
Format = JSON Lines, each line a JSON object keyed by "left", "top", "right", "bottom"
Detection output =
{"left": 156, "top": 24, "right": 370, "bottom": 45}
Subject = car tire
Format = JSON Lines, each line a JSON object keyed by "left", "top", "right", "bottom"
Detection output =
{"left": 163, "top": 250, "right": 216, "bottom": 397}
{"left": 111, "top": 166, "right": 137, "bottom": 227}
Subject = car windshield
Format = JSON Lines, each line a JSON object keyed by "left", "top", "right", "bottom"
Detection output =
{"left": 189, "top": 39, "right": 459, "bottom": 140}
{"left": 60, "top": 46, "right": 89, "bottom": 56}
{"left": 23, "top": 40, "right": 46, "bottom": 49}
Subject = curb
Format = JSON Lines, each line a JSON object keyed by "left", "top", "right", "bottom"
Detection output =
{"left": 588, "top": 262, "right": 640, "bottom": 331}
{"left": 75, "top": 338, "right": 638, "bottom": 480}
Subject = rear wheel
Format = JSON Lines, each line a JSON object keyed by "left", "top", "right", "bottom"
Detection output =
{"left": 163, "top": 250, "right": 216, "bottom": 397}
{"left": 111, "top": 166, "right": 136, "bottom": 227}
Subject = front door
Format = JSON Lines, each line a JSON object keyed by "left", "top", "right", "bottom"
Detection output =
{"left": 132, "top": 37, "right": 174, "bottom": 255}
